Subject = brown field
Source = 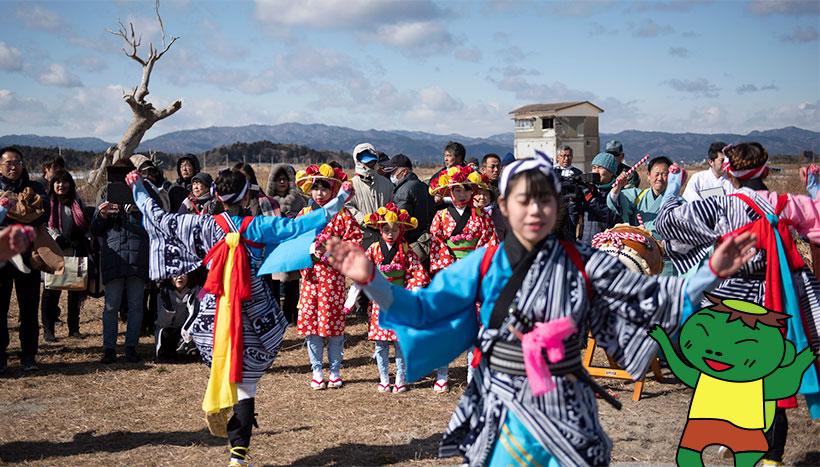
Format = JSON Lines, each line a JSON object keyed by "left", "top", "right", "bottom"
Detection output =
{"left": 1, "top": 295, "right": 818, "bottom": 466}
{"left": 4, "top": 160, "right": 818, "bottom": 465}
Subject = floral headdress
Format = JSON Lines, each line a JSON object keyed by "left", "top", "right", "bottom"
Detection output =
{"left": 295, "top": 163, "right": 348, "bottom": 193}
{"left": 429, "top": 165, "right": 484, "bottom": 196}
{"left": 364, "top": 202, "right": 418, "bottom": 230}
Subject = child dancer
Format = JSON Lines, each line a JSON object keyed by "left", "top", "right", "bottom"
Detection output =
{"left": 126, "top": 168, "right": 352, "bottom": 466}
{"left": 428, "top": 165, "right": 497, "bottom": 392}
{"left": 325, "top": 150, "right": 757, "bottom": 466}
{"left": 655, "top": 142, "right": 820, "bottom": 466}
{"left": 346, "top": 203, "right": 430, "bottom": 393}
{"left": 294, "top": 164, "right": 362, "bottom": 390}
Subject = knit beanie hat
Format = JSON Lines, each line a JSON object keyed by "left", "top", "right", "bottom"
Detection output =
{"left": 591, "top": 152, "right": 618, "bottom": 175}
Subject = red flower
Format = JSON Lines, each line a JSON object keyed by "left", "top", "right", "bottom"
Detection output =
{"left": 398, "top": 211, "right": 410, "bottom": 222}
{"left": 385, "top": 202, "right": 398, "bottom": 212}
{"left": 334, "top": 167, "right": 348, "bottom": 181}
{"left": 306, "top": 165, "right": 319, "bottom": 175}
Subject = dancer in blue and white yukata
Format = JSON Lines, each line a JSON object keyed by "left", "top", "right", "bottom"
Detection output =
{"left": 324, "top": 150, "right": 758, "bottom": 466}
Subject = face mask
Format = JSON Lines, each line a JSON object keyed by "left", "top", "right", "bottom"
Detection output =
{"left": 390, "top": 172, "right": 402, "bottom": 185}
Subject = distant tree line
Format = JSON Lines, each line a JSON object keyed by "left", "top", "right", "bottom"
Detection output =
{"left": 10, "top": 140, "right": 353, "bottom": 174}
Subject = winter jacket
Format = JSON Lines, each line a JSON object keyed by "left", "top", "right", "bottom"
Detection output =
{"left": 392, "top": 172, "right": 435, "bottom": 244}
{"left": 90, "top": 188, "right": 149, "bottom": 284}
{"left": 0, "top": 169, "right": 49, "bottom": 228}
{"left": 174, "top": 154, "right": 201, "bottom": 192}
{"left": 346, "top": 153, "right": 394, "bottom": 225}
{"left": 265, "top": 163, "right": 307, "bottom": 218}
{"left": 47, "top": 194, "right": 90, "bottom": 256}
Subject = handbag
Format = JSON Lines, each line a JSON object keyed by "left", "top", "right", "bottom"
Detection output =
{"left": 44, "top": 256, "right": 88, "bottom": 291}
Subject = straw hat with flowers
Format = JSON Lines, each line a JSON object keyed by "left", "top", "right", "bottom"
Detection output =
{"left": 295, "top": 163, "right": 348, "bottom": 193}
{"left": 429, "top": 165, "right": 486, "bottom": 196}
{"left": 364, "top": 202, "right": 418, "bottom": 230}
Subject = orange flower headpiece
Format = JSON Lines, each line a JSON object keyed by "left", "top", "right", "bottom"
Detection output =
{"left": 429, "top": 165, "right": 486, "bottom": 196}
{"left": 364, "top": 202, "right": 418, "bottom": 230}
{"left": 295, "top": 164, "right": 348, "bottom": 193}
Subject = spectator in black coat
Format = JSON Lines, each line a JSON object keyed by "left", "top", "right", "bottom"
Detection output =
{"left": 382, "top": 154, "right": 435, "bottom": 265}
{"left": 91, "top": 158, "right": 149, "bottom": 364}
{"left": 0, "top": 146, "right": 49, "bottom": 372}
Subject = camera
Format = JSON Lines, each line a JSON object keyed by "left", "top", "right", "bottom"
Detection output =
{"left": 560, "top": 172, "right": 601, "bottom": 202}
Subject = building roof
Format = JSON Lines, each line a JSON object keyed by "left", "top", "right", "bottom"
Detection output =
{"left": 509, "top": 101, "right": 604, "bottom": 116}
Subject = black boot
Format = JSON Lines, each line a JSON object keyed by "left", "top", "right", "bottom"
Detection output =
{"left": 227, "top": 398, "right": 257, "bottom": 465}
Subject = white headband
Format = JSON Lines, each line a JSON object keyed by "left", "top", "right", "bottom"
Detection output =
{"left": 213, "top": 180, "right": 250, "bottom": 204}
{"left": 498, "top": 150, "right": 561, "bottom": 198}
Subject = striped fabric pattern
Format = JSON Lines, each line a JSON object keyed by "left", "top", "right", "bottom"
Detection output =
{"left": 440, "top": 239, "right": 686, "bottom": 466}
{"left": 137, "top": 195, "right": 288, "bottom": 385}
{"left": 655, "top": 188, "right": 820, "bottom": 352}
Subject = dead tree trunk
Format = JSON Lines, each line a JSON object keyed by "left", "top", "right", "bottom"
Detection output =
{"left": 87, "top": 0, "right": 182, "bottom": 192}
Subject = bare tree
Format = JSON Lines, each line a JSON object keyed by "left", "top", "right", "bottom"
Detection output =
{"left": 87, "top": 0, "right": 181, "bottom": 191}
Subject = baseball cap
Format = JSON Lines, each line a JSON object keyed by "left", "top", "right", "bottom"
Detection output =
{"left": 382, "top": 154, "right": 413, "bottom": 171}
{"left": 605, "top": 140, "right": 623, "bottom": 156}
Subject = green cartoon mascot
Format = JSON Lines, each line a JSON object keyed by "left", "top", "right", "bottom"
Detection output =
{"left": 649, "top": 293, "right": 818, "bottom": 467}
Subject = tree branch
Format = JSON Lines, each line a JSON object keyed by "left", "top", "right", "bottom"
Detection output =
{"left": 107, "top": 20, "right": 146, "bottom": 66}
{"left": 155, "top": 99, "right": 182, "bottom": 120}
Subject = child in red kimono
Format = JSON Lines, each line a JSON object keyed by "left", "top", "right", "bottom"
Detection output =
{"left": 294, "top": 164, "right": 363, "bottom": 390}
{"left": 428, "top": 166, "right": 498, "bottom": 392}
{"left": 346, "top": 203, "right": 430, "bottom": 393}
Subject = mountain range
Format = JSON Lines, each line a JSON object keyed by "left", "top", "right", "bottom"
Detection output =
{"left": 1, "top": 123, "right": 817, "bottom": 164}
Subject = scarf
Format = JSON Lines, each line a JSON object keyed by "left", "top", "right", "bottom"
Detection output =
{"left": 726, "top": 193, "right": 808, "bottom": 409}
{"left": 49, "top": 196, "right": 88, "bottom": 233}
{"left": 200, "top": 214, "right": 262, "bottom": 414}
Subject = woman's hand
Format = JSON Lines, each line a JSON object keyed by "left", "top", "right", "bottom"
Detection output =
{"left": 325, "top": 237, "right": 374, "bottom": 284}
{"left": 708, "top": 231, "right": 757, "bottom": 278}
{"left": 0, "top": 225, "right": 34, "bottom": 261}
{"left": 339, "top": 181, "right": 354, "bottom": 203}
{"left": 97, "top": 201, "right": 120, "bottom": 219}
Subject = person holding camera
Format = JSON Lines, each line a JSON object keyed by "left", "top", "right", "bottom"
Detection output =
{"left": 91, "top": 158, "right": 149, "bottom": 364}
{"left": 567, "top": 152, "right": 620, "bottom": 244}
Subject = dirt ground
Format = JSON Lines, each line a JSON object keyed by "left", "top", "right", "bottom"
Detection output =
{"left": 0, "top": 296, "right": 818, "bottom": 466}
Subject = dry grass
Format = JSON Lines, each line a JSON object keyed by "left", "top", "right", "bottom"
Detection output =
{"left": 1, "top": 296, "right": 818, "bottom": 466}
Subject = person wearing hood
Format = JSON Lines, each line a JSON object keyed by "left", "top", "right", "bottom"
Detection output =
{"left": 346, "top": 143, "right": 394, "bottom": 248}
{"left": 265, "top": 163, "right": 306, "bottom": 324}
{"left": 178, "top": 172, "right": 221, "bottom": 216}
{"left": 265, "top": 163, "right": 306, "bottom": 218}
{"left": 579, "top": 152, "right": 620, "bottom": 244}
{"left": 175, "top": 154, "right": 201, "bottom": 192}
{"left": 233, "top": 162, "right": 280, "bottom": 217}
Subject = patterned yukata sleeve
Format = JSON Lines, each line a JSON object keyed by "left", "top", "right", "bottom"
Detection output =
{"left": 585, "top": 248, "right": 688, "bottom": 378}
{"left": 404, "top": 246, "right": 431, "bottom": 289}
{"left": 478, "top": 214, "right": 498, "bottom": 247}
{"left": 654, "top": 195, "right": 725, "bottom": 245}
{"left": 428, "top": 211, "right": 447, "bottom": 275}
{"left": 132, "top": 180, "right": 220, "bottom": 280}
{"left": 339, "top": 208, "right": 364, "bottom": 244}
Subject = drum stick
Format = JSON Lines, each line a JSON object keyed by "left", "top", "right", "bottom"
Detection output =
{"left": 636, "top": 213, "right": 645, "bottom": 228}
{"left": 615, "top": 153, "right": 650, "bottom": 187}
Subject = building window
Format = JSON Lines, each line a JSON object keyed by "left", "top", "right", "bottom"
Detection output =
{"left": 515, "top": 119, "right": 534, "bottom": 130}
{"left": 542, "top": 118, "right": 554, "bottom": 130}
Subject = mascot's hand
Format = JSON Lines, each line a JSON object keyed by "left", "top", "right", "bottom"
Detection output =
{"left": 647, "top": 324, "right": 668, "bottom": 343}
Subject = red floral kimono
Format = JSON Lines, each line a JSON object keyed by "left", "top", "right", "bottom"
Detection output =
{"left": 364, "top": 240, "right": 430, "bottom": 341}
{"left": 296, "top": 206, "right": 362, "bottom": 337}
{"left": 429, "top": 206, "right": 497, "bottom": 275}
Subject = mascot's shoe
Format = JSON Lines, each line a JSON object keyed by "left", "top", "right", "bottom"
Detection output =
{"left": 761, "top": 460, "right": 784, "bottom": 467}
{"left": 228, "top": 446, "right": 251, "bottom": 467}
{"left": 205, "top": 408, "right": 231, "bottom": 438}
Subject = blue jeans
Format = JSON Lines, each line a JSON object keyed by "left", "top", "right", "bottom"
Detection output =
{"left": 305, "top": 335, "right": 344, "bottom": 376}
{"left": 102, "top": 277, "right": 145, "bottom": 350}
{"left": 374, "top": 341, "right": 406, "bottom": 385}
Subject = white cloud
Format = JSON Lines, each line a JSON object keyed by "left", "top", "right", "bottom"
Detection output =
{"left": 588, "top": 22, "right": 619, "bottom": 36}
{"left": 748, "top": 0, "right": 820, "bottom": 16}
{"left": 16, "top": 5, "right": 62, "bottom": 31}
{"left": 662, "top": 78, "right": 719, "bottom": 98}
{"left": 377, "top": 21, "right": 456, "bottom": 55}
{"left": 631, "top": 19, "right": 675, "bottom": 37}
{"left": 668, "top": 46, "right": 690, "bottom": 57}
{"left": 739, "top": 100, "right": 820, "bottom": 132}
{"left": 736, "top": 83, "right": 779, "bottom": 95}
{"left": 0, "top": 42, "right": 23, "bottom": 72}
{"left": 0, "top": 89, "right": 56, "bottom": 127}
{"left": 453, "top": 47, "right": 482, "bottom": 62}
{"left": 38, "top": 64, "right": 83, "bottom": 88}
{"left": 254, "top": 0, "right": 445, "bottom": 28}
{"left": 780, "top": 26, "right": 819, "bottom": 43}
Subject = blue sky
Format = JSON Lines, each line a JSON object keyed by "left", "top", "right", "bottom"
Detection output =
{"left": 0, "top": 0, "right": 817, "bottom": 141}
